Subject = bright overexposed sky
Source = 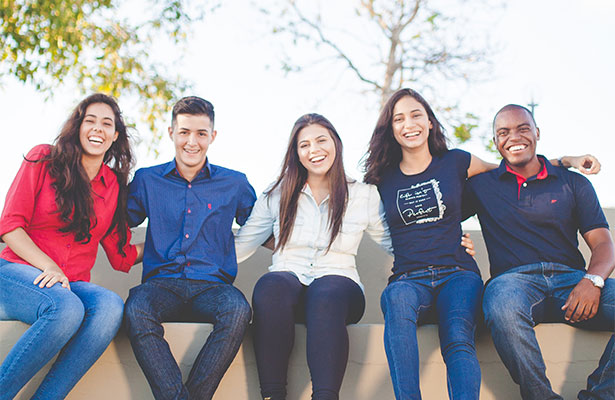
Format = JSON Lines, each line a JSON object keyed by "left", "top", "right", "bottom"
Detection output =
{"left": 1, "top": 0, "right": 614, "bottom": 215}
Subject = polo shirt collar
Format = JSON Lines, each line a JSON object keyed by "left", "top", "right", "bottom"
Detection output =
{"left": 163, "top": 158, "right": 212, "bottom": 180}
{"left": 497, "top": 154, "right": 556, "bottom": 182}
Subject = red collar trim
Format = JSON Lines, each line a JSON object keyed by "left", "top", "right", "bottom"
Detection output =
{"left": 506, "top": 160, "right": 548, "bottom": 199}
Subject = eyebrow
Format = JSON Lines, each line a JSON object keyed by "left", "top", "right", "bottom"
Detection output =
{"left": 393, "top": 108, "right": 422, "bottom": 117}
{"left": 84, "top": 113, "right": 113, "bottom": 121}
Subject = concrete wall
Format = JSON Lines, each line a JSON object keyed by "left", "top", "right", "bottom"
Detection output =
{"left": 1, "top": 209, "right": 613, "bottom": 399}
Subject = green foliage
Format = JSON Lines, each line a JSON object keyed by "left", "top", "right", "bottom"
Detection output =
{"left": 0, "top": 0, "right": 208, "bottom": 151}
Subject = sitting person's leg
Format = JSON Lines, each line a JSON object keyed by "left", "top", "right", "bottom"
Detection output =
{"left": 482, "top": 264, "right": 560, "bottom": 400}
{"left": 32, "top": 281, "right": 124, "bottom": 399}
{"left": 547, "top": 267, "right": 614, "bottom": 400}
{"left": 380, "top": 271, "right": 433, "bottom": 400}
{"left": 124, "top": 278, "right": 189, "bottom": 400}
{"left": 184, "top": 280, "right": 251, "bottom": 399}
{"left": 0, "top": 261, "right": 85, "bottom": 400}
{"left": 304, "top": 275, "right": 365, "bottom": 400}
{"left": 435, "top": 269, "right": 483, "bottom": 400}
{"left": 252, "top": 271, "right": 304, "bottom": 400}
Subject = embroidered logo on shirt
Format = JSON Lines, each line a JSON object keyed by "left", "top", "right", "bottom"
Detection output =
{"left": 551, "top": 199, "right": 557, "bottom": 204}
{"left": 208, "top": 203, "right": 212, "bottom": 209}
{"left": 397, "top": 179, "right": 446, "bottom": 225}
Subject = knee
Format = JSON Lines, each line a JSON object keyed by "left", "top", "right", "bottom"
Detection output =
{"left": 41, "top": 291, "right": 85, "bottom": 338}
{"left": 219, "top": 290, "right": 252, "bottom": 329}
{"left": 252, "top": 273, "right": 295, "bottom": 310}
{"left": 93, "top": 290, "right": 125, "bottom": 332}
{"left": 482, "top": 284, "right": 527, "bottom": 329}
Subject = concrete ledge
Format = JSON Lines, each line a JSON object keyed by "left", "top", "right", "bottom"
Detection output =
{"left": 1, "top": 321, "right": 610, "bottom": 399}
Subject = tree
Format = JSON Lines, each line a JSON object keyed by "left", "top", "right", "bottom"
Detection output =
{"left": 259, "top": 0, "right": 500, "bottom": 143}
{"left": 1, "top": 0, "right": 213, "bottom": 150}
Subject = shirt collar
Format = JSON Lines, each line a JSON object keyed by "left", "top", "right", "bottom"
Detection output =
{"left": 497, "top": 154, "right": 555, "bottom": 181}
{"left": 92, "top": 163, "right": 114, "bottom": 187}
{"left": 163, "top": 158, "right": 212, "bottom": 180}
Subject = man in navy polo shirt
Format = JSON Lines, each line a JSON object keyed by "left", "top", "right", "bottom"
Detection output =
{"left": 464, "top": 104, "right": 614, "bottom": 400}
{"left": 123, "top": 96, "right": 257, "bottom": 400}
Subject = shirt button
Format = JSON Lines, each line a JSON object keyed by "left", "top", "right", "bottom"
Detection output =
{"left": 66, "top": 244, "right": 71, "bottom": 248}
{"left": 188, "top": 184, "right": 192, "bottom": 189}
{"left": 187, "top": 209, "right": 191, "bottom": 214}
{"left": 185, "top": 234, "right": 190, "bottom": 239}
{"left": 522, "top": 182, "right": 528, "bottom": 187}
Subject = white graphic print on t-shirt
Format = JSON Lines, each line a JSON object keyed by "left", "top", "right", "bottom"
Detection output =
{"left": 396, "top": 179, "right": 446, "bottom": 225}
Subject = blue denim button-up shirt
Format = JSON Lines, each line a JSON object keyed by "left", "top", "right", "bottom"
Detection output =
{"left": 128, "top": 159, "right": 256, "bottom": 283}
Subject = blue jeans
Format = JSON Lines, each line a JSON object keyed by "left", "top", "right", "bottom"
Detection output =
{"left": 483, "top": 262, "right": 615, "bottom": 400}
{"left": 0, "top": 259, "right": 124, "bottom": 400}
{"left": 124, "top": 278, "right": 251, "bottom": 400}
{"left": 381, "top": 266, "right": 483, "bottom": 400}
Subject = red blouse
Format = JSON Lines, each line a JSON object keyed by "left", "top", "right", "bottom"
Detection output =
{"left": 0, "top": 144, "right": 137, "bottom": 281}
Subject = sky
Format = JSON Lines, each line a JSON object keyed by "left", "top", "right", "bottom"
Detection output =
{"left": 1, "top": 0, "right": 614, "bottom": 216}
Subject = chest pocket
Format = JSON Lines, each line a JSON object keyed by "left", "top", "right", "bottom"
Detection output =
{"left": 330, "top": 220, "right": 365, "bottom": 253}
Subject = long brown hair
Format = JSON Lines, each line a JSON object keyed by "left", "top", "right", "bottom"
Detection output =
{"left": 267, "top": 114, "right": 349, "bottom": 253}
{"left": 32, "top": 93, "right": 134, "bottom": 254}
{"left": 363, "top": 88, "right": 448, "bottom": 184}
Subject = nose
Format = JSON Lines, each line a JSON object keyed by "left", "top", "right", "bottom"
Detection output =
{"left": 187, "top": 132, "right": 197, "bottom": 144}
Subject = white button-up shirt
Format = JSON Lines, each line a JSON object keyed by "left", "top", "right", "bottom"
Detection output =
{"left": 235, "top": 181, "right": 392, "bottom": 291}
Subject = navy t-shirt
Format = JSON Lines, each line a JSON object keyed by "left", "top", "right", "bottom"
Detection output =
{"left": 377, "top": 149, "right": 479, "bottom": 279}
{"left": 464, "top": 156, "right": 609, "bottom": 279}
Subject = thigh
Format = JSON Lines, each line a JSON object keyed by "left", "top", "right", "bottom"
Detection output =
{"left": 124, "top": 278, "right": 186, "bottom": 323}
{"left": 436, "top": 270, "right": 483, "bottom": 325}
{"left": 189, "top": 282, "right": 250, "bottom": 323}
{"left": 305, "top": 275, "right": 365, "bottom": 325}
{"left": 0, "top": 260, "right": 82, "bottom": 323}
{"left": 380, "top": 274, "right": 433, "bottom": 324}
{"left": 564, "top": 277, "right": 615, "bottom": 331}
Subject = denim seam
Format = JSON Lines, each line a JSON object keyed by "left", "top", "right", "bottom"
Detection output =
{"left": 0, "top": 273, "right": 61, "bottom": 383}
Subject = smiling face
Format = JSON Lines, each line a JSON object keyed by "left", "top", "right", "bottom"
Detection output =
{"left": 79, "top": 102, "right": 119, "bottom": 163}
{"left": 296, "top": 124, "right": 336, "bottom": 180}
{"left": 391, "top": 96, "right": 433, "bottom": 153}
{"left": 169, "top": 113, "right": 217, "bottom": 179}
{"left": 493, "top": 107, "right": 540, "bottom": 170}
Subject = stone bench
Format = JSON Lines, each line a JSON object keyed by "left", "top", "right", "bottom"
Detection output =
{"left": 2, "top": 210, "right": 614, "bottom": 399}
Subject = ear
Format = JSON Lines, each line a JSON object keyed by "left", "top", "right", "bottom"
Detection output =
{"left": 535, "top": 126, "right": 540, "bottom": 141}
{"left": 168, "top": 126, "right": 174, "bottom": 140}
{"left": 113, "top": 131, "right": 119, "bottom": 142}
{"left": 210, "top": 130, "right": 217, "bottom": 143}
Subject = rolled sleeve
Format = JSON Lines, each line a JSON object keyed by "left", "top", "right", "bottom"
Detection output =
{"left": 100, "top": 226, "right": 137, "bottom": 272}
{"left": 365, "top": 184, "right": 393, "bottom": 255}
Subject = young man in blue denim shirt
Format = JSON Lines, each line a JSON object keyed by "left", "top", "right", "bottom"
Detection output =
{"left": 465, "top": 104, "right": 614, "bottom": 400}
{"left": 124, "top": 96, "right": 257, "bottom": 400}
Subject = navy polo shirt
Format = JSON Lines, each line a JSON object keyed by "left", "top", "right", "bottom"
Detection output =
{"left": 464, "top": 155, "right": 608, "bottom": 279}
{"left": 378, "top": 149, "right": 479, "bottom": 280}
{"left": 127, "top": 159, "right": 256, "bottom": 283}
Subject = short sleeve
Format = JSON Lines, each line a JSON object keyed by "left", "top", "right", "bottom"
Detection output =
{"left": 571, "top": 174, "right": 609, "bottom": 235}
{"left": 452, "top": 149, "right": 472, "bottom": 180}
{"left": 0, "top": 145, "right": 50, "bottom": 239}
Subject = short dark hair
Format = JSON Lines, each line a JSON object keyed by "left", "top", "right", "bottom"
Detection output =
{"left": 172, "top": 96, "right": 215, "bottom": 128}
{"left": 492, "top": 104, "right": 536, "bottom": 134}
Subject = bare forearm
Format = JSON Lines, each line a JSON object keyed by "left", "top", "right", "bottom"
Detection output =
{"left": 1, "top": 228, "right": 58, "bottom": 271}
{"left": 586, "top": 240, "right": 615, "bottom": 279}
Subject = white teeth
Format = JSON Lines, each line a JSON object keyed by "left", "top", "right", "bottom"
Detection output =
{"left": 184, "top": 148, "right": 199, "bottom": 154}
{"left": 509, "top": 145, "right": 527, "bottom": 152}
{"left": 310, "top": 155, "right": 325, "bottom": 162}
{"left": 88, "top": 136, "right": 103, "bottom": 144}
{"left": 403, "top": 131, "right": 420, "bottom": 138}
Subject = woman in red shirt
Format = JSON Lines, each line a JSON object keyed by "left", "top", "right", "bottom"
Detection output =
{"left": 0, "top": 93, "right": 143, "bottom": 399}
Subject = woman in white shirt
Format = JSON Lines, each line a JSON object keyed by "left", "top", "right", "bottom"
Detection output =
{"left": 235, "top": 113, "right": 393, "bottom": 400}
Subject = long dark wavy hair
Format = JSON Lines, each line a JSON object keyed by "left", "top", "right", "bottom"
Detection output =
{"left": 266, "top": 114, "right": 349, "bottom": 253}
{"left": 32, "top": 93, "right": 134, "bottom": 254}
{"left": 363, "top": 88, "right": 448, "bottom": 184}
